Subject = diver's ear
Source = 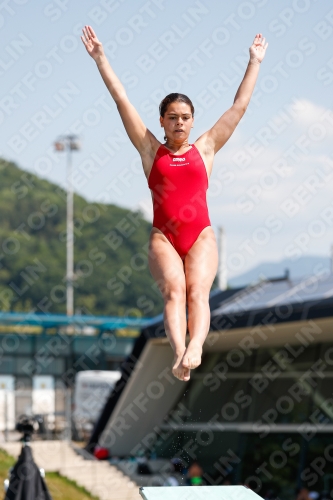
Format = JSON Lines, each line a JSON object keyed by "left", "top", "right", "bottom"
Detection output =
{"left": 160, "top": 116, "right": 163, "bottom": 127}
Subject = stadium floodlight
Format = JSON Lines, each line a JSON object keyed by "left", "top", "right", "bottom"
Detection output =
{"left": 54, "top": 135, "right": 81, "bottom": 317}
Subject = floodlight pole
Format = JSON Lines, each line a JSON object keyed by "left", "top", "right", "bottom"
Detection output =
{"left": 66, "top": 142, "right": 74, "bottom": 317}
{"left": 54, "top": 135, "right": 80, "bottom": 317}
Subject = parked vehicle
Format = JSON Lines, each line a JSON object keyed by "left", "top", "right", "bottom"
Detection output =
{"left": 73, "top": 370, "right": 121, "bottom": 440}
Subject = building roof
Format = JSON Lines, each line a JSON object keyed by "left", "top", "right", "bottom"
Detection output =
{"left": 212, "top": 273, "right": 333, "bottom": 315}
{"left": 210, "top": 273, "right": 333, "bottom": 331}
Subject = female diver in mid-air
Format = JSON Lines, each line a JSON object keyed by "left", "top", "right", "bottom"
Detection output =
{"left": 81, "top": 26, "right": 268, "bottom": 382}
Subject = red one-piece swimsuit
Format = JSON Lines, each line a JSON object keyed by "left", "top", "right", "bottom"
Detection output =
{"left": 148, "top": 144, "right": 211, "bottom": 260}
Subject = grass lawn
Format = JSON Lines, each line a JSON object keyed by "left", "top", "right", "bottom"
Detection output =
{"left": 0, "top": 448, "right": 98, "bottom": 500}
{"left": 44, "top": 472, "right": 99, "bottom": 500}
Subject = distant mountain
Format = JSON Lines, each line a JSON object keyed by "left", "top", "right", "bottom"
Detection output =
{"left": 228, "top": 255, "right": 332, "bottom": 288}
{"left": 0, "top": 158, "right": 163, "bottom": 316}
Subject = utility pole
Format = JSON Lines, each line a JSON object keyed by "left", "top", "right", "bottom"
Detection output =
{"left": 217, "top": 226, "right": 227, "bottom": 290}
{"left": 54, "top": 135, "right": 80, "bottom": 316}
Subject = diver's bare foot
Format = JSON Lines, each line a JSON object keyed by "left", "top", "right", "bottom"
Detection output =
{"left": 182, "top": 340, "right": 202, "bottom": 370}
{"left": 172, "top": 351, "right": 190, "bottom": 382}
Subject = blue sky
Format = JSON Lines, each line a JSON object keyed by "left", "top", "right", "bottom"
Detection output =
{"left": 1, "top": 0, "right": 333, "bottom": 279}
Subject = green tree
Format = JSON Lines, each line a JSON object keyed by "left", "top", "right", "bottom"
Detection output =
{"left": 0, "top": 158, "right": 163, "bottom": 317}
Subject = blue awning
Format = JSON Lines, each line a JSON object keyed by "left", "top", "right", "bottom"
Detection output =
{"left": 0, "top": 312, "right": 152, "bottom": 330}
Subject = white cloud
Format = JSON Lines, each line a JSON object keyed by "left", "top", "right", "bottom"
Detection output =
{"left": 290, "top": 98, "right": 333, "bottom": 137}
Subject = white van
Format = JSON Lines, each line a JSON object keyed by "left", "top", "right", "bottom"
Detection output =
{"left": 73, "top": 370, "right": 121, "bottom": 439}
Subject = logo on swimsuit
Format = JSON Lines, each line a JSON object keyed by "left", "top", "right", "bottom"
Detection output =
{"left": 172, "top": 158, "right": 186, "bottom": 162}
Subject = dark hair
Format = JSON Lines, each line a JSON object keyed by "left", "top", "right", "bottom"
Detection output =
{"left": 159, "top": 93, "right": 195, "bottom": 117}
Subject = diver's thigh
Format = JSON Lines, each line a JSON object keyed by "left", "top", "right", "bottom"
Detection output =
{"left": 184, "top": 227, "right": 218, "bottom": 291}
{"left": 148, "top": 229, "right": 185, "bottom": 294}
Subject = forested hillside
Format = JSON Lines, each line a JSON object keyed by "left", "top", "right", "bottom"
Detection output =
{"left": 0, "top": 158, "right": 163, "bottom": 317}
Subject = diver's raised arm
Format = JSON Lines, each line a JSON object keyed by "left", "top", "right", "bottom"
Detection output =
{"left": 81, "top": 25, "right": 158, "bottom": 156}
{"left": 196, "top": 33, "right": 268, "bottom": 156}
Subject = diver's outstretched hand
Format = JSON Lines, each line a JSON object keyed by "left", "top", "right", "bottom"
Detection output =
{"left": 81, "top": 25, "right": 104, "bottom": 61}
{"left": 249, "top": 33, "right": 268, "bottom": 64}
